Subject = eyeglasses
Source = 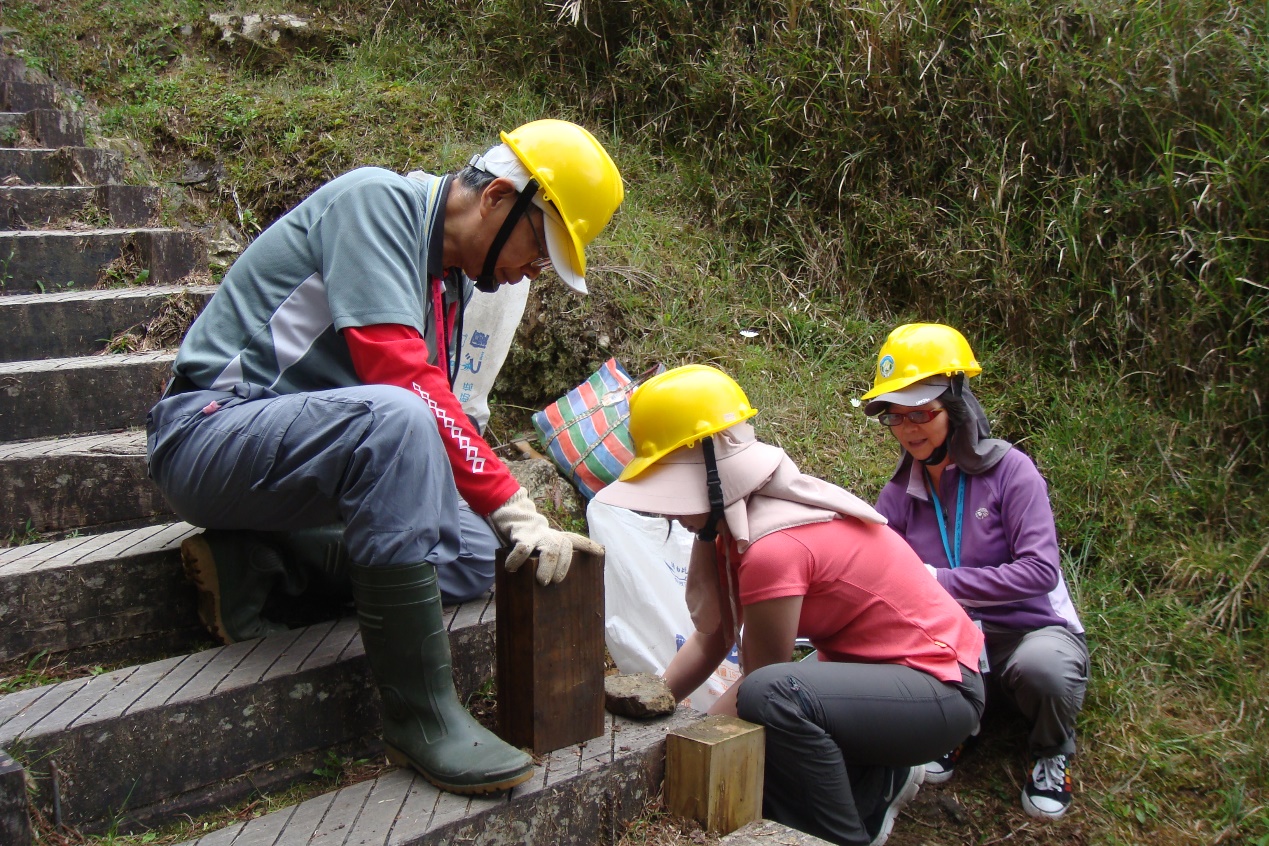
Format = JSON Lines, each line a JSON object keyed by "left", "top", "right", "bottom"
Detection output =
{"left": 877, "top": 407, "right": 945, "bottom": 427}
{"left": 527, "top": 211, "right": 552, "bottom": 270}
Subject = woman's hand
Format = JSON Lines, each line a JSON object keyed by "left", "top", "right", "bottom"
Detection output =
{"left": 663, "top": 627, "right": 733, "bottom": 703}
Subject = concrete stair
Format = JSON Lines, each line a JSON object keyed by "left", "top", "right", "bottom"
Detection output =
{"left": 0, "top": 36, "right": 703, "bottom": 846}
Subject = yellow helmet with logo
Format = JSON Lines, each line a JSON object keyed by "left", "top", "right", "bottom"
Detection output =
{"left": 501, "top": 119, "right": 624, "bottom": 282}
{"left": 861, "top": 323, "right": 982, "bottom": 401}
{"left": 619, "top": 364, "right": 758, "bottom": 481}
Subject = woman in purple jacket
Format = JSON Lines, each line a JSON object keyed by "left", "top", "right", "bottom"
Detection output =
{"left": 861, "top": 323, "right": 1088, "bottom": 820}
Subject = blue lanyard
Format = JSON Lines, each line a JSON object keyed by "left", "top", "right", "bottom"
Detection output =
{"left": 925, "top": 468, "right": 965, "bottom": 569}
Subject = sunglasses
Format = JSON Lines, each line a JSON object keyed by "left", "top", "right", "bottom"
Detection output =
{"left": 878, "top": 407, "right": 945, "bottom": 427}
{"left": 527, "top": 211, "right": 552, "bottom": 270}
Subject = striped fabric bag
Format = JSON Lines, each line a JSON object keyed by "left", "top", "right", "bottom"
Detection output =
{"left": 532, "top": 359, "right": 657, "bottom": 499}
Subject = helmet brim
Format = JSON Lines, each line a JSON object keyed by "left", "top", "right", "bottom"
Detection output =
{"left": 862, "top": 375, "right": 951, "bottom": 416}
{"left": 595, "top": 425, "right": 784, "bottom": 516}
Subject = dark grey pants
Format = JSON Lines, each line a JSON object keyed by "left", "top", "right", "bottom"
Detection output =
{"left": 736, "top": 661, "right": 985, "bottom": 846}
{"left": 147, "top": 383, "right": 498, "bottom": 599}
{"left": 987, "top": 625, "right": 1089, "bottom": 758}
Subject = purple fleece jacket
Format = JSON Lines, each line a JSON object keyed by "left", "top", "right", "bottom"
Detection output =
{"left": 875, "top": 448, "right": 1084, "bottom": 634}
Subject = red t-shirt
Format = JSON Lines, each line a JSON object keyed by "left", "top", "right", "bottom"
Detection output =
{"left": 737, "top": 518, "right": 984, "bottom": 683}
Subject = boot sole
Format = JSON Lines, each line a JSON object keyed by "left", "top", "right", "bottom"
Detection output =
{"left": 181, "top": 535, "right": 235, "bottom": 645}
{"left": 385, "top": 745, "right": 534, "bottom": 794}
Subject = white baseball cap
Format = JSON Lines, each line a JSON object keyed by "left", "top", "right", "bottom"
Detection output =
{"left": 468, "top": 144, "right": 588, "bottom": 294}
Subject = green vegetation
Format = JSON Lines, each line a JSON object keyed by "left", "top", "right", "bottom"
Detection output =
{"left": 2, "top": 0, "right": 1265, "bottom": 843}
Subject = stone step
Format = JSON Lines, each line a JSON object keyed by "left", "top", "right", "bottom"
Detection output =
{"left": 173, "top": 708, "right": 698, "bottom": 846}
{"left": 0, "top": 521, "right": 200, "bottom": 664}
{"left": 0, "top": 228, "right": 207, "bottom": 294}
{"left": 0, "top": 284, "right": 216, "bottom": 362}
{"left": 0, "top": 109, "right": 86, "bottom": 148}
{"left": 1, "top": 183, "right": 157, "bottom": 229}
{"left": 0, "top": 78, "right": 57, "bottom": 113}
{"left": 0, "top": 429, "right": 170, "bottom": 537}
{"left": 0, "top": 146, "right": 123, "bottom": 185}
{"left": 0, "top": 597, "right": 498, "bottom": 833}
{"left": 0, "top": 351, "right": 173, "bottom": 440}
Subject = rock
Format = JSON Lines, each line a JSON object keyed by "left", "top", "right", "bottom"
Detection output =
{"left": 505, "top": 457, "right": 584, "bottom": 520}
{"left": 202, "top": 12, "right": 353, "bottom": 65}
{"left": 604, "top": 673, "right": 676, "bottom": 719}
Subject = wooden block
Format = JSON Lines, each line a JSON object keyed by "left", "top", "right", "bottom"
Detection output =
{"left": 495, "top": 548, "right": 606, "bottom": 755}
{"left": 666, "top": 715, "right": 764, "bottom": 835}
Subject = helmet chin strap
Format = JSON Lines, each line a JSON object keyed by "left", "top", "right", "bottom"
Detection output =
{"left": 920, "top": 442, "right": 949, "bottom": 466}
{"left": 475, "top": 178, "right": 539, "bottom": 294}
{"left": 696, "top": 436, "right": 727, "bottom": 543}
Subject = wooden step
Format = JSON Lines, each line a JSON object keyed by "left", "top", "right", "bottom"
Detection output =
{"left": 0, "top": 351, "right": 173, "bottom": 440}
{"left": 0, "top": 228, "right": 206, "bottom": 293}
{"left": 0, "top": 284, "right": 216, "bottom": 362}
{"left": 1, "top": 183, "right": 157, "bottom": 229}
{"left": 0, "top": 596, "right": 498, "bottom": 833}
{"left": 0, "top": 147, "right": 123, "bottom": 185}
{"left": 0, "top": 429, "right": 169, "bottom": 537}
{"left": 0, "top": 109, "right": 85, "bottom": 148}
{"left": 0, "top": 522, "right": 200, "bottom": 663}
{"left": 172, "top": 708, "right": 700, "bottom": 846}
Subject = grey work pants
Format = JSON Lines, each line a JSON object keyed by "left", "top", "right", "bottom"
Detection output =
{"left": 736, "top": 661, "right": 985, "bottom": 846}
{"left": 986, "top": 625, "right": 1089, "bottom": 758}
{"left": 147, "top": 384, "right": 498, "bottom": 598}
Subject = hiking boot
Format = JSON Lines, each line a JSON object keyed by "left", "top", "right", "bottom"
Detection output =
{"left": 181, "top": 530, "right": 301, "bottom": 644}
{"left": 864, "top": 764, "right": 925, "bottom": 846}
{"left": 1021, "top": 754, "right": 1074, "bottom": 819}
{"left": 350, "top": 560, "right": 534, "bottom": 794}
{"left": 924, "top": 728, "right": 979, "bottom": 784}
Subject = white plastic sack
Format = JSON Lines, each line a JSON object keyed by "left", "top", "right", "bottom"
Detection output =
{"left": 455, "top": 282, "right": 531, "bottom": 431}
{"left": 587, "top": 499, "right": 740, "bottom": 712}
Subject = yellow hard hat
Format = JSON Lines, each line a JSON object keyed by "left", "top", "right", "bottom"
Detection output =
{"left": 619, "top": 364, "right": 758, "bottom": 482}
{"left": 861, "top": 323, "right": 982, "bottom": 403}
{"left": 501, "top": 119, "right": 624, "bottom": 285}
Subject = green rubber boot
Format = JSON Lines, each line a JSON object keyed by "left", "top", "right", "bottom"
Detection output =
{"left": 350, "top": 560, "right": 534, "bottom": 794}
{"left": 263, "top": 524, "right": 351, "bottom": 596}
{"left": 180, "top": 530, "right": 297, "bottom": 644}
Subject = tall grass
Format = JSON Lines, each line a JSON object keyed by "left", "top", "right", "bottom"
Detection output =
{"left": 469, "top": 0, "right": 1269, "bottom": 464}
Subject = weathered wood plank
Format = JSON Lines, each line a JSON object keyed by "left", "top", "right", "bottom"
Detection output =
{"left": 496, "top": 549, "right": 605, "bottom": 755}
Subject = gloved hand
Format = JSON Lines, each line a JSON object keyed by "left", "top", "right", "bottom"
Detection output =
{"left": 489, "top": 488, "right": 605, "bottom": 584}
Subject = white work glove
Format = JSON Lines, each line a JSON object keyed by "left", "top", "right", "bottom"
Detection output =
{"left": 489, "top": 487, "right": 605, "bottom": 585}
{"left": 925, "top": 563, "right": 939, "bottom": 579}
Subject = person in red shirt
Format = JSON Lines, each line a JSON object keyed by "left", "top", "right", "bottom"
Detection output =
{"left": 595, "top": 365, "right": 986, "bottom": 846}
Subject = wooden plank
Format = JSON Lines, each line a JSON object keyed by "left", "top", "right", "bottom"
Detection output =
{"left": 665, "top": 714, "right": 765, "bottom": 835}
{"left": 0, "top": 679, "right": 89, "bottom": 740}
{"left": 386, "top": 777, "right": 439, "bottom": 844}
{"left": 125, "top": 650, "right": 219, "bottom": 712}
{"left": 216, "top": 628, "right": 305, "bottom": 693}
{"left": 340, "top": 768, "right": 413, "bottom": 846}
{"left": 169, "top": 639, "right": 260, "bottom": 703}
{"left": 495, "top": 548, "right": 605, "bottom": 755}
{"left": 297, "top": 616, "right": 359, "bottom": 672}
{"left": 307, "top": 778, "right": 373, "bottom": 844}
{"left": 269, "top": 789, "right": 337, "bottom": 844}
{"left": 219, "top": 805, "right": 294, "bottom": 846}
{"left": 262, "top": 619, "right": 335, "bottom": 681}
